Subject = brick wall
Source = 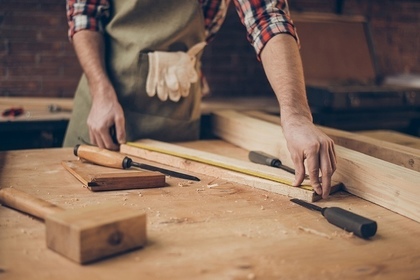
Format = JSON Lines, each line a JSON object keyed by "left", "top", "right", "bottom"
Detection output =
{"left": 0, "top": 0, "right": 419, "bottom": 98}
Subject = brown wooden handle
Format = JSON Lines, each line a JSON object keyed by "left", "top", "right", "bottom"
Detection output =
{"left": 74, "top": 145, "right": 130, "bottom": 169}
{"left": 0, "top": 188, "right": 64, "bottom": 220}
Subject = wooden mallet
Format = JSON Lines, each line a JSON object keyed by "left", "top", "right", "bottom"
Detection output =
{"left": 0, "top": 188, "right": 146, "bottom": 264}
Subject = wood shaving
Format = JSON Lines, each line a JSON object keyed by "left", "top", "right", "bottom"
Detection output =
{"left": 247, "top": 273, "right": 256, "bottom": 279}
{"left": 207, "top": 183, "right": 218, "bottom": 188}
{"left": 331, "top": 231, "right": 354, "bottom": 239}
{"left": 298, "top": 226, "right": 332, "bottom": 239}
{"left": 178, "top": 181, "right": 194, "bottom": 187}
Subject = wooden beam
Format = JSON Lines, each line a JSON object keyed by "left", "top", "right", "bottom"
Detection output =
{"left": 212, "top": 110, "right": 420, "bottom": 223}
{"left": 244, "top": 110, "right": 420, "bottom": 172}
{"left": 120, "top": 140, "right": 341, "bottom": 202}
{"left": 357, "top": 130, "right": 420, "bottom": 150}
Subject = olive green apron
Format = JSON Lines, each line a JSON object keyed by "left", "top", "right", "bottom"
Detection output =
{"left": 63, "top": 0, "right": 205, "bottom": 147}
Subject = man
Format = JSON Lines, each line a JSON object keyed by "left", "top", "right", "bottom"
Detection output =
{"left": 64, "top": 0, "right": 336, "bottom": 198}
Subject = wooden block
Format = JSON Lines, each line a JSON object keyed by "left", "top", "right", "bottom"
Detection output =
{"left": 46, "top": 203, "right": 146, "bottom": 264}
{"left": 62, "top": 160, "right": 165, "bottom": 191}
{"left": 0, "top": 188, "right": 147, "bottom": 264}
{"left": 211, "top": 110, "right": 420, "bottom": 223}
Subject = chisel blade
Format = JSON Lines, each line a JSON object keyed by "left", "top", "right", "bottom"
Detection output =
{"left": 290, "top": 198, "right": 322, "bottom": 212}
{"left": 131, "top": 162, "right": 200, "bottom": 181}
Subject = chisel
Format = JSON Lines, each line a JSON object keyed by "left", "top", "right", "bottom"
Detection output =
{"left": 290, "top": 198, "right": 377, "bottom": 239}
{"left": 74, "top": 145, "right": 200, "bottom": 181}
{"left": 249, "top": 150, "right": 302, "bottom": 176}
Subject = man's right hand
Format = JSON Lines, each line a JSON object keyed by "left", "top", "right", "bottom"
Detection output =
{"left": 87, "top": 82, "right": 126, "bottom": 150}
{"left": 72, "top": 30, "right": 126, "bottom": 150}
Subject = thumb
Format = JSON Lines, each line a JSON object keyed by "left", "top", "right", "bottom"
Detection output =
{"left": 292, "top": 161, "right": 306, "bottom": 187}
{"left": 114, "top": 117, "right": 126, "bottom": 145}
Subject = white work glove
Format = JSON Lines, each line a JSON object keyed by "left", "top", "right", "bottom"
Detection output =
{"left": 146, "top": 42, "right": 206, "bottom": 102}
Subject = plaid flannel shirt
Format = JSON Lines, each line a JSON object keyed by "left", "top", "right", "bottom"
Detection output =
{"left": 66, "top": 0, "right": 298, "bottom": 58}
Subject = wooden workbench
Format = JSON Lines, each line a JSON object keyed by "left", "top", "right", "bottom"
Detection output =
{"left": 0, "top": 141, "right": 419, "bottom": 279}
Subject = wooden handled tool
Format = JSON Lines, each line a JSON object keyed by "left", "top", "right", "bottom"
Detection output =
{"left": 0, "top": 188, "right": 146, "bottom": 264}
{"left": 74, "top": 144, "right": 200, "bottom": 181}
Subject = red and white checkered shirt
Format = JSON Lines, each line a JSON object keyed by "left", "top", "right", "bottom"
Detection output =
{"left": 66, "top": 0, "right": 298, "bottom": 57}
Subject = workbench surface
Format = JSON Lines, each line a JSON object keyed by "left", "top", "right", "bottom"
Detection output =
{"left": 1, "top": 141, "right": 419, "bottom": 279}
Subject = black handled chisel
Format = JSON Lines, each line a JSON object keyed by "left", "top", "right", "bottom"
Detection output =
{"left": 290, "top": 198, "right": 377, "bottom": 239}
{"left": 249, "top": 150, "right": 304, "bottom": 177}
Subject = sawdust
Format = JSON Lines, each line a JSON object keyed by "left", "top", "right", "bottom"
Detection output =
{"left": 298, "top": 226, "right": 332, "bottom": 239}
{"left": 247, "top": 273, "right": 256, "bottom": 279}
{"left": 331, "top": 231, "right": 354, "bottom": 239}
{"left": 178, "top": 181, "right": 194, "bottom": 187}
{"left": 298, "top": 226, "right": 355, "bottom": 239}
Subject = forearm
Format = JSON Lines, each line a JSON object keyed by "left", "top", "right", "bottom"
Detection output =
{"left": 72, "top": 30, "right": 114, "bottom": 99}
{"left": 72, "top": 30, "right": 125, "bottom": 149}
{"left": 260, "top": 34, "right": 312, "bottom": 126}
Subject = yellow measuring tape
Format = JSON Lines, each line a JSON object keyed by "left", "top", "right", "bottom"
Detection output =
{"left": 127, "top": 141, "right": 313, "bottom": 191}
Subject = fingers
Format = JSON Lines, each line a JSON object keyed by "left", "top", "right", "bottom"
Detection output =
{"left": 305, "top": 151, "right": 323, "bottom": 196}
{"left": 114, "top": 116, "right": 126, "bottom": 145}
{"left": 304, "top": 140, "right": 336, "bottom": 199}
{"left": 87, "top": 112, "right": 125, "bottom": 151}
{"left": 89, "top": 127, "right": 119, "bottom": 150}
{"left": 319, "top": 141, "right": 337, "bottom": 199}
{"left": 291, "top": 140, "right": 336, "bottom": 199}
{"left": 292, "top": 156, "right": 306, "bottom": 187}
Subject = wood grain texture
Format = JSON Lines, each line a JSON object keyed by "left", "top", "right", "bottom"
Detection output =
{"left": 244, "top": 110, "right": 420, "bottom": 172}
{"left": 357, "top": 130, "right": 420, "bottom": 150}
{"left": 62, "top": 160, "right": 165, "bottom": 191}
{"left": 212, "top": 110, "right": 420, "bottom": 223}
{"left": 0, "top": 187, "right": 147, "bottom": 264}
{"left": 121, "top": 140, "right": 339, "bottom": 202}
{"left": 45, "top": 203, "right": 146, "bottom": 264}
{"left": 0, "top": 147, "right": 420, "bottom": 278}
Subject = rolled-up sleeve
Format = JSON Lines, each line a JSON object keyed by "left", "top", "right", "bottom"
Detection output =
{"left": 232, "top": 0, "right": 299, "bottom": 59}
{"left": 66, "top": 0, "right": 110, "bottom": 40}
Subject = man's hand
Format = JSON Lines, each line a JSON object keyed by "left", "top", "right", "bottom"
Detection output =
{"left": 87, "top": 82, "right": 126, "bottom": 150}
{"left": 282, "top": 116, "right": 336, "bottom": 198}
{"left": 72, "top": 30, "right": 126, "bottom": 150}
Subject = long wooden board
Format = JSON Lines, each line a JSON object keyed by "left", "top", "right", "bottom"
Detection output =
{"left": 62, "top": 160, "right": 165, "bottom": 191}
{"left": 244, "top": 110, "right": 420, "bottom": 172}
{"left": 120, "top": 140, "right": 342, "bottom": 202}
{"left": 211, "top": 110, "right": 420, "bottom": 223}
{"left": 358, "top": 129, "right": 420, "bottom": 149}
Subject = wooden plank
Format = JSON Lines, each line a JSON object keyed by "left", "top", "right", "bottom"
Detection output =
{"left": 212, "top": 110, "right": 420, "bottom": 223}
{"left": 357, "top": 130, "right": 420, "bottom": 150}
{"left": 244, "top": 110, "right": 420, "bottom": 172}
{"left": 62, "top": 160, "right": 165, "bottom": 191}
{"left": 200, "top": 97, "right": 279, "bottom": 115}
{"left": 120, "top": 140, "right": 342, "bottom": 202}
